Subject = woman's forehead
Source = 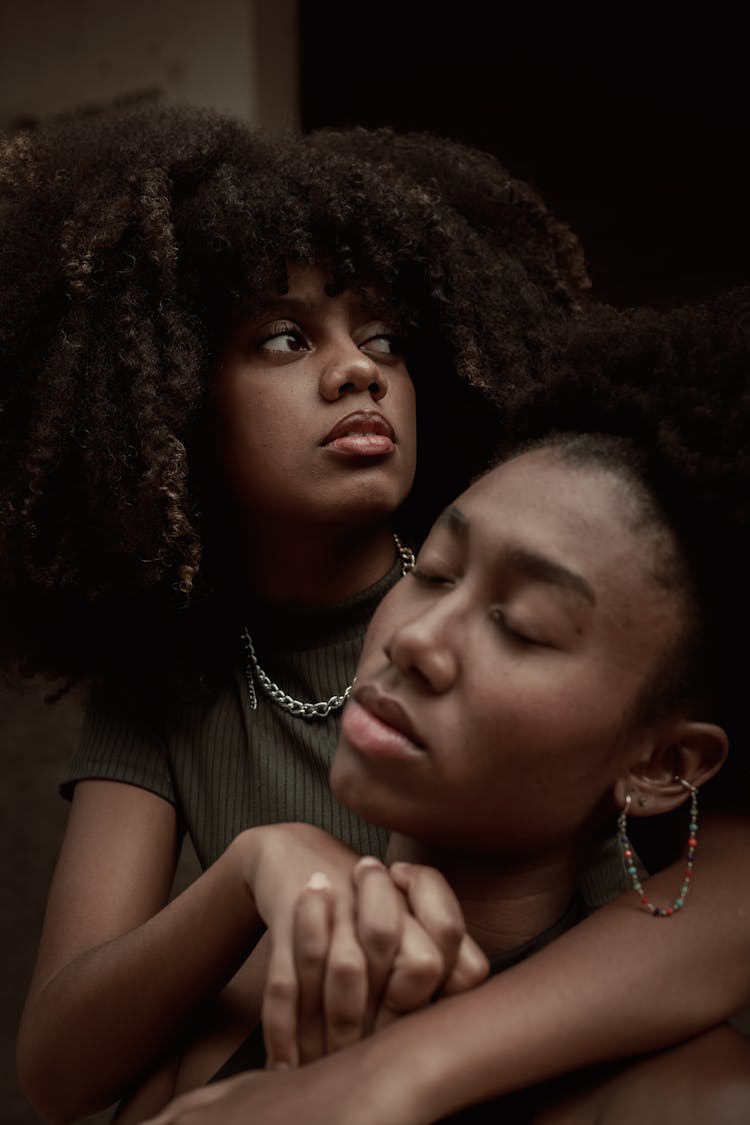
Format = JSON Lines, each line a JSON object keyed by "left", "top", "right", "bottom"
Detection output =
{"left": 234, "top": 261, "right": 404, "bottom": 321}
{"left": 454, "top": 450, "right": 649, "bottom": 559}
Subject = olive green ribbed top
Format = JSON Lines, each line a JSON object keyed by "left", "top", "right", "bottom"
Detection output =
{"left": 61, "top": 564, "right": 400, "bottom": 868}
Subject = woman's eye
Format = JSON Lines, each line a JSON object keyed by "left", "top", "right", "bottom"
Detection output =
{"left": 491, "top": 608, "right": 540, "bottom": 647}
{"left": 359, "top": 327, "right": 404, "bottom": 357}
{"left": 362, "top": 333, "right": 402, "bottom": 355}
{"left": 412, "top": 566, "right": 454, "bottom": 588}
{"left": 259, "top": 323, "right": 308, "bottom": 354}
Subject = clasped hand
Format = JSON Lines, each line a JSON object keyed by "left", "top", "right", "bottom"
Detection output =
{"left": 241, "top": 823, "right": 489, "bottom": 1069}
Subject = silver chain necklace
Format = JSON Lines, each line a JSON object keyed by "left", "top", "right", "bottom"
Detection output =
{"left": 240, "top": 533, "right": 415, "bottom": 720}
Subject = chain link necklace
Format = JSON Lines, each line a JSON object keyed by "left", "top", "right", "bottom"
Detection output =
{"left": 240, "top": 533, "right": 415, "bottom": 720}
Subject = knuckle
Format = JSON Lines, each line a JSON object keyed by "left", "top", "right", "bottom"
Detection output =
{"left": 400, "top": 948, "right": 443, "bottom": 988}
{"left": 328, "top": 951, "right": 366, "bottom": 990}
{"left": 431, "top": 917, "right": 464, "bottom": 952}
{"left": 264, "top": 975, "right": 298, "bottom": 1006}
{"left": 410, "top": 943, "right": 443, "bottom": 973}
{"left": 295, "top": 942, "right": 328, "bottom": 971}
{"left": 359, "top": 919, "right": 399, "bottom": 956}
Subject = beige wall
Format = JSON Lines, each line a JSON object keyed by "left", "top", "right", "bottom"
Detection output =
{"left": 0, "top": 0, "right": 298, "bottom": 127}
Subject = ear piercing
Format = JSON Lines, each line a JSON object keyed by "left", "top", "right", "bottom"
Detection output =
{"left": 617, "top": 777, "right": 699, "bottom": 917}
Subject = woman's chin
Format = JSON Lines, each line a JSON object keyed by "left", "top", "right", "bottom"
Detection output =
{"left": 329, "top": 750, "right": 393, "bottom": 830}
{"left": 329, "top": 750, "right": 362, "bottom": 809}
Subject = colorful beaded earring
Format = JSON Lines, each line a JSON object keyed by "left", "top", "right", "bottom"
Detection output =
{"left": 618, "top": 776, "right": 699, "bottom": 917}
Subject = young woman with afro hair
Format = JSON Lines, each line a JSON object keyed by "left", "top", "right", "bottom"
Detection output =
{"left": 5, "top": 104, "right": 748, "bottom": 1122}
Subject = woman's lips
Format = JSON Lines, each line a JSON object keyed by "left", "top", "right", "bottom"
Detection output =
{"left": 341, "top": 688, "right": 426, "bottom": 761}
{"left": 321, "top": 411, "right": 396, "bottom": 456}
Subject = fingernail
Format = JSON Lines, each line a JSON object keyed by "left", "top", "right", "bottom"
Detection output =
{"left": 306, "top": 871, "right": 331, "bottom": 890}
{"left": 355, "top": 855, "right": 384, "bottom": 872}
{"left": 273, "top": 1061, "right": 291, "bottom": 1071}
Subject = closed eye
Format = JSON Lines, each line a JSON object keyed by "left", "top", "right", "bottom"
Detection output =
{"left": 491, "top": 607, "right": 545, "bottom": 647}
{"left": 411, "top": 566, "right": 455, "bottom": 588}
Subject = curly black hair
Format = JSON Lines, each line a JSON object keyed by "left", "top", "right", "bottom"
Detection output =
{"left": 498, "top": 288, "right": 750, "bottom": 812}
{"left": 306, "top": 126, "right": 591, "bottom": 311}
{"left": 0, "top": 103, "right": 574, "bottom": 684}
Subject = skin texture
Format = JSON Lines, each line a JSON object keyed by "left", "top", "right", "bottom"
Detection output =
{"left": 215, "top": 264, "right": 417, "bottom": 526}
{"left": 533, "top": 1024, "right": 750, "bottom": 1124}
{"left": 140, "top": 988, "right": 750, "bottom": 1125}
{"left": 334, "top": 451, "right": 687, "bottom": 859}
{"left": 213, "top": 264, "right": 418, "bottom": 603}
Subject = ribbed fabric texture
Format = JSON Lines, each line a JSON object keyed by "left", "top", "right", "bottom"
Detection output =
{"left": 61, "top": 564, "right": 399, "bottom": 868}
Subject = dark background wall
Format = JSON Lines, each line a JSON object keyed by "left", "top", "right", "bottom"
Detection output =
{"left": 300, "top": 5, "right": 748, "bottom": 308}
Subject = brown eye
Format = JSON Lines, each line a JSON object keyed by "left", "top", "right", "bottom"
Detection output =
{"left": 260, "top": 324, "right": 308, "bottom": 353}
{"left": 357, "top": 320, "right": 405, "bottom": 358}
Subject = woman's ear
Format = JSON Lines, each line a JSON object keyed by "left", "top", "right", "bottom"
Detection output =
{"left": 613, "top": 720, "right": 729, "bottom": 818}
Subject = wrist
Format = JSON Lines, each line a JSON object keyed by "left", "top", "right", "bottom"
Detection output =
{"left": 226, "top": 826, "right": 264, "bottom": 902}
{"left": 336, "top": 1013, "right": 458, "bottom": 1125}
{"left": 348, "top": 989, "right": 520, "bottom": 1123}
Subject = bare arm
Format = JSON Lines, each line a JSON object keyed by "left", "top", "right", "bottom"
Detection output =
{"left": 19, "top": 777, "right": 488, "bottom": 1125}
{"left": 16, "top": 782, "right": 367, "bottom": 1122}
{"left": 140, "top": 810, "right": 750, "bottom": 1125}
{"left": 368, "top": 809, "right": 750, "bottom": 1121}
{"left": 16, "top": 780, "right": 266, "bottom": 1122}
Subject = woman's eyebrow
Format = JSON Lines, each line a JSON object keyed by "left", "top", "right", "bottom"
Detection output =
{"left": 435, "top": 505, "right": 470, "bottom": 539}
{"left": 506, "top": 547, "right": 596, "bottom": 606}
{"left": 435, "top": 507, "right": 595, "bottom": 605}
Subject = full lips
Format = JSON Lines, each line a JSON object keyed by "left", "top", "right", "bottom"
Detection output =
{"left": 341, "top": 696, "right": 426, "bottom": 761}
{"left": 321, "top": 411, "right": 396, "bottom": 456}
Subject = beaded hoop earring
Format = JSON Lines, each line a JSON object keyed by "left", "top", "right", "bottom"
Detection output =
{"left": 617, "top": 776, "right": 699, "bottom": 917}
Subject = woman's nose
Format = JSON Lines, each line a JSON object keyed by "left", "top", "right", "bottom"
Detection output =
{"left": 385, "top": 604, "right": 459, "bottom": 693}
{"left": 319, "top": 338, "right": 388, "bottom": 402}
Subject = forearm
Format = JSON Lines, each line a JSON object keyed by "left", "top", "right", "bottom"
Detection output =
{"left": 335, "top": 811, "right": 750, "bottom": 1123}
{"left": 18, "top": 832, "right": 263, "bottom": 1122}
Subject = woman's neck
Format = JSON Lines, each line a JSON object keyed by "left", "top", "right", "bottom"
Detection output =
{"left": 240, "top": 520, "right": 400, "bottom": 604}
{"left": 386, "top": 834, "right": 581, "bottom": 960}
